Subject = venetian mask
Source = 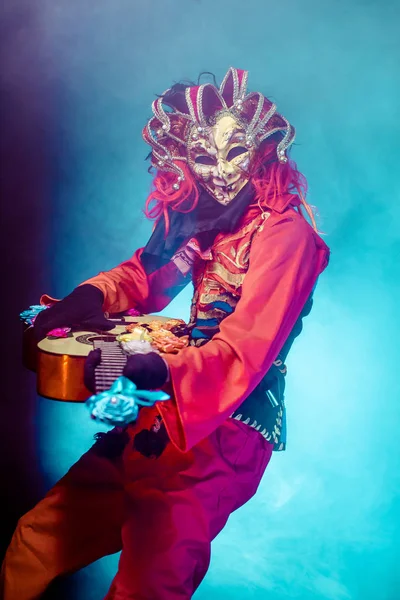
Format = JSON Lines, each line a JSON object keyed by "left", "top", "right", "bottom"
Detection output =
{"left": 187, "top": 114, "right": 256, "bottom": 205}
{"left": 143, "top": 68, "right": 295, "bottom": 206}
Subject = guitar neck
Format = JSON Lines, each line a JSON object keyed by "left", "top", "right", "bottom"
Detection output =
{"left": 92, "top": 339, "right": 127, "bottom": 393}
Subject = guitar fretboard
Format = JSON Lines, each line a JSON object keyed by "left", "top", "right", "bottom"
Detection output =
{"left": 93, "top": 339, "right": 127, "bottom": 393}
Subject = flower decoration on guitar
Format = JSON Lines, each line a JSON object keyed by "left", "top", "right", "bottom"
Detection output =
{"left": 19, "top": 304, "right": 49, "bottom": 326}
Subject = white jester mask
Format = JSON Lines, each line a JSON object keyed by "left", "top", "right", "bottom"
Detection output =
{"left": 143, "top": 67, "right": 295, "bottom": 206}
{"left": 187, "top": 114, "right": 256, "bottom": 205}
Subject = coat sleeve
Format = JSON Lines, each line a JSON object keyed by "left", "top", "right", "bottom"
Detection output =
{"left": 81, "top": 247, "right": 189, "bottom": 314}
{"left": 158, "top": 212, "right": 330, "bottom": 452}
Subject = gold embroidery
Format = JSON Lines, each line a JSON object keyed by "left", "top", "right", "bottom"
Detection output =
{"left": 189, "top": 211, "right": 275, "bottom": 352}
{"left": 216, "top": 240, "right": 251, "bottom": 270}
{"left": 202, "top": 279, "right": 223, "bottom": 293}
{"left": 213, "top": 213, "right": 264, "bottom": 249}
{"left": 207, "top": 262, "right": 246, "bottom": 289}
{"left": 190, "top": 338, "right": 208, "bottom": 347}
{"left": 198, "top": 291, "right": 238, "bottom": 307}
{"left": 197, "top": 308, "right": 230, "bottom": 321}
{"left": 211, "top": 213, "right": 266, "bottom": 273}
{"left": 257, "top": 210, "right": 271, "bottom": 233}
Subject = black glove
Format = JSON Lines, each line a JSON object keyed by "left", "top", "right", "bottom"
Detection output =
{"left": 84, "top": 350, "right": 169, "bottom": 394}
{"left": 84, "top": 351, "right": 170, "bottom": 458}
{"left": 122, "top": 352, "right": 169, "bottom": 390}
{"left": 34, "top": 284, "right": 115, "bottom": 341}
{"left": 133, "top": 416, "right": 170, "bottom": 458}
{"left": 91, "top": 428, "right": 130, "bottom": 459}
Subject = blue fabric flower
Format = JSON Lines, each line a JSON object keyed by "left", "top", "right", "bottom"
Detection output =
{"left": 19, "top": 304, "right": 48, "bottom": 325}
{"left": 86, "top": 376, "right": 169, "bottom": 426}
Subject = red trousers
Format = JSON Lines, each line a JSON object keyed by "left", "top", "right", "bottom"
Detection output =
{"left": 1, "top": 407, "right": 273, "bottom": 599}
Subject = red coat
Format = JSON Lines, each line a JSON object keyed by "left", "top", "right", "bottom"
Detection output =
{"left": 83, "top": 195, "right": 330, "bottom": 452}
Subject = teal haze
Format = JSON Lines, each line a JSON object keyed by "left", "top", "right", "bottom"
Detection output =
{"left": 13, "top": 0, "right": 399, "bottom": 598}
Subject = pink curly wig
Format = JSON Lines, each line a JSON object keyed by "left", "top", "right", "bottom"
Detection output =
{"left": 143, "top": 70, "right": 317, "bottom": 233}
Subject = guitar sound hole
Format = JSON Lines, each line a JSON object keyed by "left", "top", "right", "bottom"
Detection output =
{"left": 76, "top": 334, "right": 117, "bottom": 346}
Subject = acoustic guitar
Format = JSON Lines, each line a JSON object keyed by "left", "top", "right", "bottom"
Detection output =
{"left": 23, "top": 315, "right": 179, "bottom": 402}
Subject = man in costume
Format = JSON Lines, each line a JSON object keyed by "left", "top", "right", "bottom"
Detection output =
{"left": 1, "top": 68, "right": 329, "bottom": 599}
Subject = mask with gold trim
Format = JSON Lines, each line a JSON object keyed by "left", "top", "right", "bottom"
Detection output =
{"left": 187, "top": 114, "right": 256, "bottom": 205}
{"left": 143, "top": 67, "right": 295, "bottom": 205}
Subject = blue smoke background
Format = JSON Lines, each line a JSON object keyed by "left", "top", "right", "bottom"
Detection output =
{"left": 1, "top": 1, "right": 399, "bottom": 598}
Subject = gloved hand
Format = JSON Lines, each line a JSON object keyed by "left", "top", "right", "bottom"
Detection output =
{"left": 123, "top": 352, "right": 169, "bottom": 390}
{"left": 85, "top": 350, "right": 170, "bottom": 457}
{"left": 34, "top": 284, "right": 115, "bottom": 341}
{"left": 133, "top": 416, "right": 170, "bottom": 458}
{"left": 84, "top": 349, "right": 169, "bottom": 394}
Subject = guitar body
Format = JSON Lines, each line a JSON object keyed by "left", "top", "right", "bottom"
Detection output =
{"left": 23, "top": 315, "right": 173, "bottom": 402}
